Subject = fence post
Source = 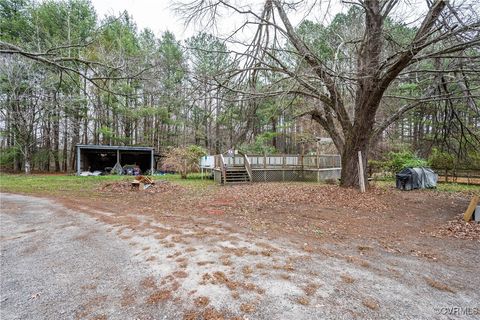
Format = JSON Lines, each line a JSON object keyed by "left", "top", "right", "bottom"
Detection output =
{"left": 358, "top": 151, "right": 366, "bottom": 193}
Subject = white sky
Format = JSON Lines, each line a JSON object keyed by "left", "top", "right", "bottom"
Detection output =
{"left": 92, "top": 0, "right": 191, "bottom": 38}
{"left": 90, "top": 0, "right": 431, "bottom": 41}
{"left": 91, "top": 0, "right": 350, "bottom": 41}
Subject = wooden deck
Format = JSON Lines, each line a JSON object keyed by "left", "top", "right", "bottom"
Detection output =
{"left": 212, "top": 153, "right": 341, "bottom": 184}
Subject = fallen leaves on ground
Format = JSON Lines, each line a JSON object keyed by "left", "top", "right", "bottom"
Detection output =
{"left": 431, "top": 214, "right": 480, "bottom": 241}
{"left": 208, "top": 183, "right": 391, "bottom": 213}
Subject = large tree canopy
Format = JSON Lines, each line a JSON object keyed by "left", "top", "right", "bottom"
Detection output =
{"left": 0, "top": 0, "right": 478, "bottom": 182}
{"left": 178, "top": 0, "right": 480, "bottom": 186}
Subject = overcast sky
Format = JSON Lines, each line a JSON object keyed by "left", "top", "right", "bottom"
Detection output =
{"left": 91, "top": 0, "right": 430, "bottom": 41}
{"left": 92, "top": 0, "right": 191, "bottom": 38}
{"left": 90, "top": 0, "right": 351, "bottom": 40}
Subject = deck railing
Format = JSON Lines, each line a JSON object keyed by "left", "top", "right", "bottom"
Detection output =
{"left": 239, "top": 151, "right": 253, "bottom": 181}
{"left": 215, "top": 154, "right": 227, "bottom": 183}
{"left": 246, "top": 154, "right": 340, "bottom": 169}
{"left": 215, "top": 153, "right": 341, "bottom": 169}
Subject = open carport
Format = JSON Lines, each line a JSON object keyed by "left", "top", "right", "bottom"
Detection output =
{"left": 76, "top": 144, "right": 155, "bottom": 175}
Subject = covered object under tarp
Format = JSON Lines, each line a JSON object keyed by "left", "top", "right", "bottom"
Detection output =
{"left": 396, "top": 167, "right": 438, "bottom": 191}
{"left": 76, "top": 145, "right": 155, "bottom": 175}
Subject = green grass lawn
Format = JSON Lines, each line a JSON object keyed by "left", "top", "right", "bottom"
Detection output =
{"left": 1, "top": 173, "right": 476, "bottom": 196}
{"left": 373, "top": 179, "right": 479, "bottom": 194}
{"left": 0, "top": 173, "right": 214, "bottom": 195}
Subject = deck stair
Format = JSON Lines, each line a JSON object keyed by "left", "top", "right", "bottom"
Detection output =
{"left": 223, "top": 166, "right": 250, "bottom": 184}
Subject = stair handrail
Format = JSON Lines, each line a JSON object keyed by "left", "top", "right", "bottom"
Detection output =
{"left": 238, "top": 151, "right": 253, "bottom": 182}
{"left": 219, "top": 153, "right": 227, "bottom": 184}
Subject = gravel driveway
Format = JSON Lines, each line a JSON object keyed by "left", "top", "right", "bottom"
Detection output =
{"left": 1, "top": 193, "right": 479, "bottom": 320}
{"left": 0, "top": 193, "right": 181, "bottom": 320}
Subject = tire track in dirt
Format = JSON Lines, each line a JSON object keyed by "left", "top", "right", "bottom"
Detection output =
{"left": 1, "top": 193, "right": 478, "bottom": 320}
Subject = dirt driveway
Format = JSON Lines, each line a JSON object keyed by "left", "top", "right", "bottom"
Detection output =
{"left": 1, "top": 191, "right": 479, "bottom": 320}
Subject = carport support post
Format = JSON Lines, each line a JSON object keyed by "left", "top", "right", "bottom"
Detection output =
{"left": 150, "top": 149, "right": 154, "bottom": 175}
{"left": 76, "top": 146, "right": 81, "bottom": 175}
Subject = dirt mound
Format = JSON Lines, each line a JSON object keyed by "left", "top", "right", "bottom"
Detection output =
{"left": 431, "top": 214, "right": 480, "bottom": 241}
{"left": 99, "top": 180, "right": 183, "bottom": 194}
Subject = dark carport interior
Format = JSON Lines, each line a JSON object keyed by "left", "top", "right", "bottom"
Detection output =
{"left": 76, "top": 145, "right": 155, "bottom": 174}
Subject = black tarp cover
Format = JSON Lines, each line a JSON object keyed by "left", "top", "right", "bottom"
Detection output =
{"left": 396, "top": 167, "right": 438, "bottom": 191}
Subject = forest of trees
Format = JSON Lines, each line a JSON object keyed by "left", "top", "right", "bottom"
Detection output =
{"left": 1, "top": 0, "right": 479, "bottom": 185}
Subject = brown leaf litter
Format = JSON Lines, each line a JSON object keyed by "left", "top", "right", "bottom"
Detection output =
{"left": 431, "top": 214, "right": 480, "bottom": 241}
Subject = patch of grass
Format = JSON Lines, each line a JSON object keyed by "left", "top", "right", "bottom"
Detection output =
{"left": 373, "top": 179, "right": 479, "bottom": 194}
{"left": 435, "top": 182, "right": 480, "bottom": 194}
{"left": 0, "top": 172, "right": 214, "bottom": 195}
{"left": 0, "top": 174, "right": 124, "bottom": 195}
{"left": 157, "top": 172, "right": 215, "bottom": 188}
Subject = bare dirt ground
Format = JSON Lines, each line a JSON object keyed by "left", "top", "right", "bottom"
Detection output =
{"left": 1, "top": 183, "right": 479, "bottom": 320}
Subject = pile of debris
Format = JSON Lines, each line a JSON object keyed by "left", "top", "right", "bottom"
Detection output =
{"left": 99, "top": 179, "right": 183, "bottom": 194}
{"left": 431, "top": 214, "right": 480, "bottom": 241}
{"left": 131, "top": 175, "right": 155, "bottom": 190}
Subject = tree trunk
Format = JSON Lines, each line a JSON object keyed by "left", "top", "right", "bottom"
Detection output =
{"left": 340, "top": 136, "right": 368, "bottom": 188}
{"left": 272, "top": 117, "right": 277, "bottom": 149}
{"left": 53, "top": 108, "right": 60, "bottom": 172}
{"left": 339, "top": 104, "right": 376, "bottom": 188}
{"left": 24, "top": 147, "right": 31, "bottom": 174}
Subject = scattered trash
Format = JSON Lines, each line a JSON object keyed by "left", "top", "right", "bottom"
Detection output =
{"left": 112, "top": 162, "right": 123, "bottom": 175}
{"left": 29, "top": 292, "right": 41, "bottom": 300}
{"left": 135, "top": 176, "right": 154, "bottom": 184}
{"left": 79, "top": 170, "right": 103, "bottom": 176}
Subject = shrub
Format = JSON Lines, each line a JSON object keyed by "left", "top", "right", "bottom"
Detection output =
{"left": 162, "top": 145, "right": 207, "bottom": 179}
{"left": 0, "top": 146, "right": 20, "bottom": 170}
{"left": 368, "top": 159, "right": 386, "bottom": 172}
{"left": 428, "top": 148, "right": 455, "bottom": 171}
{"left": 428, "top": 148, "right": 455, "bottom": 181}
{"left": 465, "top": 151, "right": 480, "bottom": 170}
{"left": 379, "top": 150, "right": 428, "bottom": 175}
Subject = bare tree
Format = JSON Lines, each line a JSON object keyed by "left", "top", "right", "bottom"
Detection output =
{"left": 0, "top": 56, "right": 48, "bottom": 173}
{"left": 177, "top": 0, "right": 480, "bottom": 187}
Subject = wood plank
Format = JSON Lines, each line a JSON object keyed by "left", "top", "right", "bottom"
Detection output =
{"left": 358, "top": 151, "right": 366, "bottom": 193}
{"left": 463, "top": 195, "right": 479, "bottom": 221}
